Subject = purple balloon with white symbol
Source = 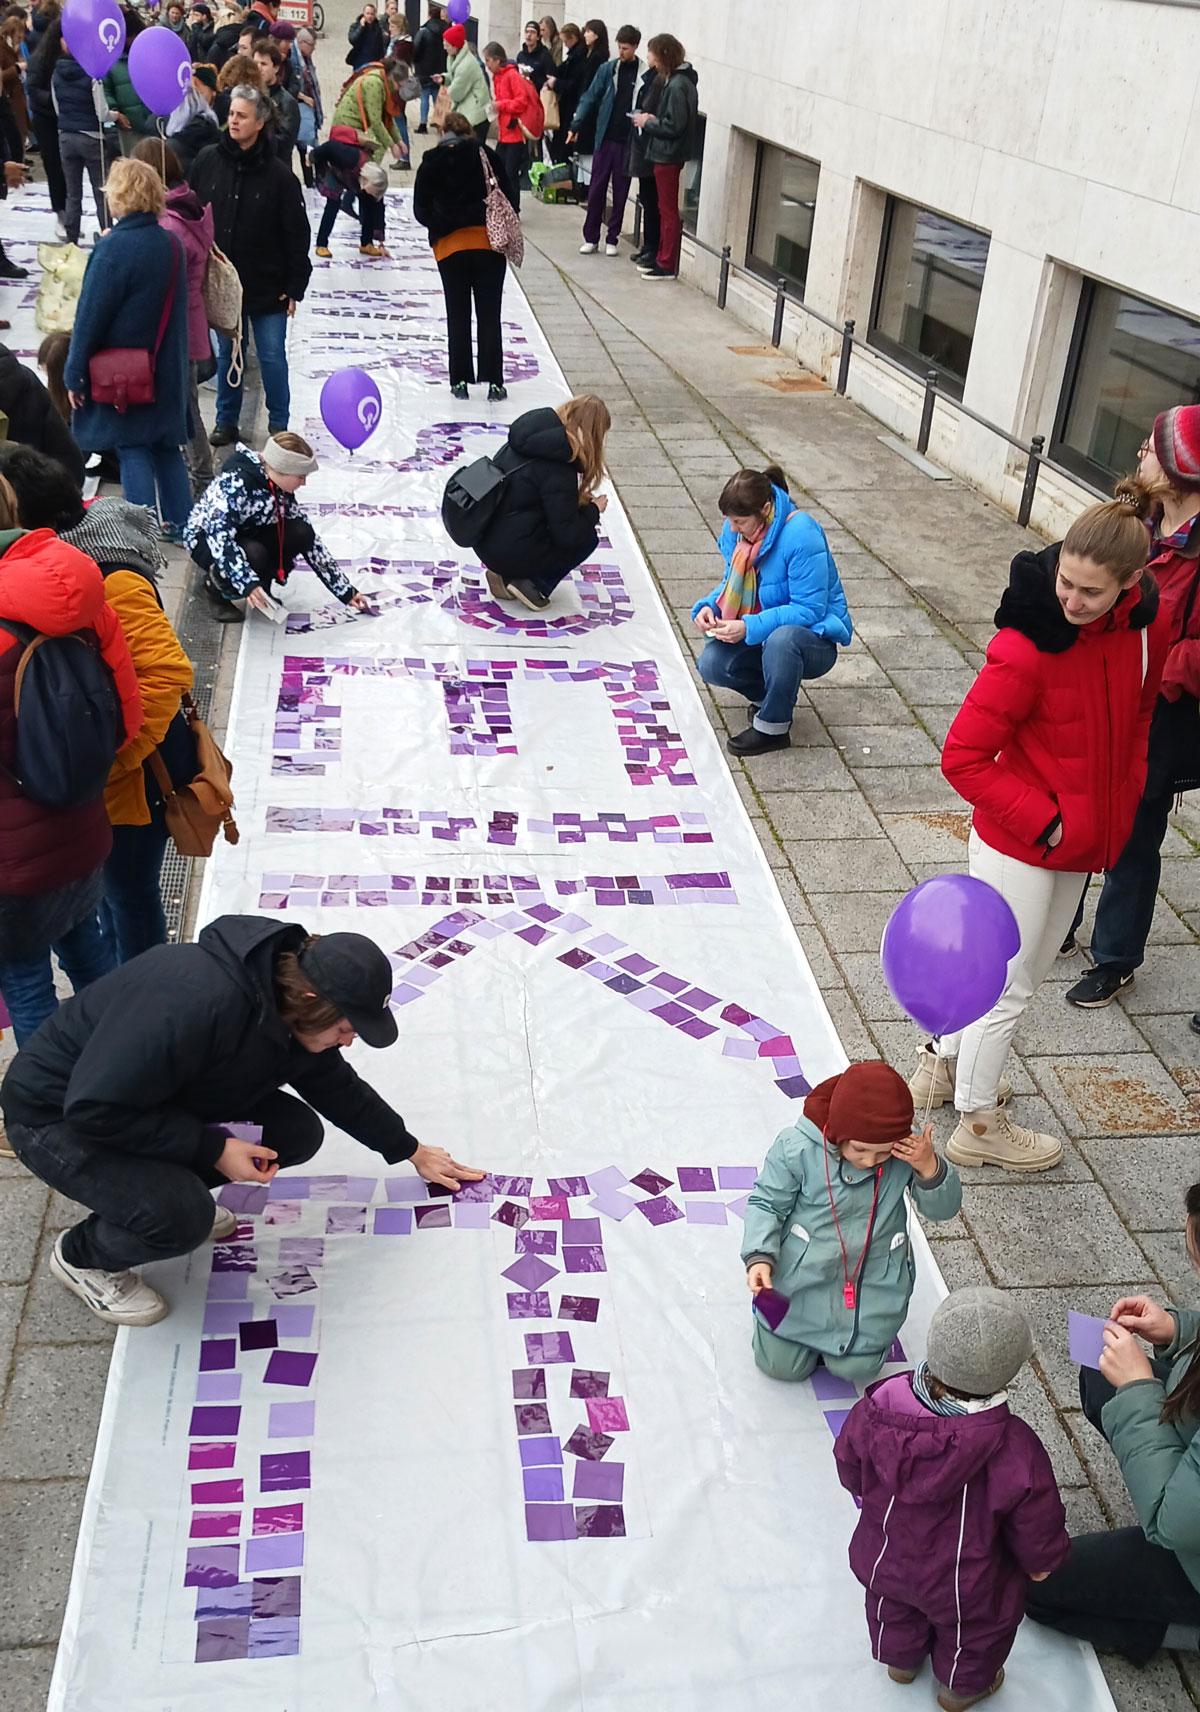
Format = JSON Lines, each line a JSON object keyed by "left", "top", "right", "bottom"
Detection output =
{"left": 128, "top": 25, "right": 192, "bottom": 117}
{"left": 446, "top": 0, "right": 470, "bottom": 21}
{"left": 61, "top": 0, "right": 126, "bottom": 80}
{"left": 880, "top": 874, "right": 1021, "bottom": 1037}
{"left": 319, "top": 367, "right": 383, "bottom": 452}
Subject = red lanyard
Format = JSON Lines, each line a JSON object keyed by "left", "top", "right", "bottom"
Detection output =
{"left": 822, "top": 1142, "right": 883, "bottom": 1311}
{"left": 271, "top": 481, "right": 286, "bottom": 583}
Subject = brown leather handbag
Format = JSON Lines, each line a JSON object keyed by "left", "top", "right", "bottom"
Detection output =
{"left": 147, "top": 693, "right": 239, "bottom": 858}
{"left": 87, "top": 238, "right": 180, "bottom": 413}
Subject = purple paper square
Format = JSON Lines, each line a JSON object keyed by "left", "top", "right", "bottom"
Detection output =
{"left": 194, "top": 1580, "right": 253, "bottom": 1619}
{"left": 636, "top": 1194, "right": 684, "bottom": 1226}
{"left": 268, "top": 1401, "right": 316, "bottom": 1438}
{"left": 529, "top": 1195, "right": 570, "bottom": 1220}
{"left": 517, "top": 1435, "right": 562, "bottom": 1467}
{"left": 269, "top": 1305, "right": 315, "bottom": 1339}
{"left": 685, "top": 1200, "right": 727, "bottom": 1226}
{"left": 516, "top": 1229, "right": 557, "bottom": 1255}
{"left": 190, "top": 1405, "right": 241, "bottom": 1437}
{"left": 629, "top": 1168, "right": 672, "bottom": 1195}
{"left": 677, "top": 1167, "right": 716, "bottom": 1193}
{"left": 374, "top": 1206, "right": 412, "bottom": 1235}
{"left": 191, "top": 1509, "right": 241, "bottom": 1540}
{"left": 561, "top": 1217, "right": 602, "bottom": 1245}
{"left": 585, "top": 1396, "right": 629, "bottom": 1433}
{"left": 1067, "top": 1311, "right": 1107, "bottom": 1370}
{"left": 277, "top": 1239, "right": 324, "bottom": 1267}
{"left": 248, "top": 1616, "right": 300, "bottom": 1658}
{"left": 524, "top": 1331, "right": 575, "bottom": 1364}
{"left": 326, "top": 1205, "right": 367, "bottom": 1235}
{"left": 217, "top": 1184, "right": 269, "bottom": 1215}
{"left": 590, "top": 1188, "right": 636, "bottom": 1221}
{"left": 202, "top": 1302, "right": 246, "bottom": 1335}
{"left": 564, "top": 1426, "right": 614, "bottom": 1460}
{"left": 572, "top": 1460, "right": 624, "bottom": 1501}
{"left": 824, "top": 1408, "right": 854, "bottom": 1439}
{"left": 558, "top": 1295, "right": 600, "bottom": 1322}
{"left": 238, "top": 1319, "right": 279, "bottom": 1353}
{"left": 200, "top": 1338, "right": 237, "bottom": 1372}
{"left": 206, "top": 1272, "right": 251, "bottom": 1301}
{"left": 414, "top": 1204, "right": 452, "bottom": 1229}
{"left": 185, "top": 1544, "right": 241, "bottom": 1589}
{"left": 196, "top": 1372, "right": 242, "bottom": 1403}
{"left": 189, "top": 1442, "right": 236, "bottom": 1470}
{"left": 569, "top": 1369, "right": 610, "bottom": 1398}
{"left": 547, "top": 1176, "right": 590, "bottom": 1198}
{"left": 512, "top": 1368, "right": 547, "bottom": 1400}
{"left": 264, "top": 1350, "right": 317, "bottom": 1387}
{"left": 811, "top": 1366, "right": 859, "bottom": 1401}
{"left": 385, "top": 1178, "right": 430, "bottom": 1203}
{"left": 260, "top": 1451, "right": 310, "bottom": 1491}
{"left": 525, "top": 1503, "right": 576, "bottom": 1542}
{"left": 253, "top": 1502, "right": 303, "bottom": 1535}
{"left": 267, "top": 1266, "right": 318, "bottom": 1298}
{"left": 244, "top": 1532, "right": 305, "bottom": 1573}
{"left": 251, "top": 1576, "right": 301, "bottom": 1620}
{"left": 515, "top": 1401, "right": 553, "bottom": 1435}
{"left": 507, "top": 1291, "right": 552, "bottom": 1319}
{"left": 575, "top": 1503, "right": 625, "bottom": 1538}
{"left": 563, "top": 1245, "right": 607, "bottom": 1273}
{"left": 522, "top": 1465, "right": 564, "bottom": 1502}
{"left": 753, "top": 1287, "right": 790, "bottom": 1332}
{"left": 192, "top": 1478, "right": 244, "bottom": 1505}
{"left": 195, "top": 1616, "right": 251, "bottom": 1662}
{"left": 502, "top": 1254, "right": 558, "bottom": 1291}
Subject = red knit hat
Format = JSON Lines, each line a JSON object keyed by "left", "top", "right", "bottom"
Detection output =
{"left": 1153, "top": 406, "right": 1200, "bottom": 490}
{"left": 443, "top": 22, "right": 465, "bottom": 49}
{"left": 803, "top": 1062, "right": 914, "bottom": 1145}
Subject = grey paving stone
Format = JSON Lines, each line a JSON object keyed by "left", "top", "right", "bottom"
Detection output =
{"left": 886, "top": 665, "right": 978, "bottom": 704}
{"left": 0, "top": 1644, "right": 56, "bottom": 1712}
{"left": 0, "top": 1344, "right": 112, "bottom": 1479}
{"left": 785, "top": 840, "right": 913, "bottom": 893}
{"left": 832, "top": 725, "right": 943, "bottom": 765}
{"left": 1077, "top": 1136, "right": 1200, "bottom": 1232}
{"left": 880, "top": 810, "right": 972, "bottom": 864}
{"left": 17, "top": 1250, "right": 114, "bottom": 1347}
{"left": 803, "top": 685, "right": 916, "bottom": 726}
{"left": 742, "top": 746, "right": 858, "bottom": 793}
{"left": 0, "top": 1479, "right": 85, "bottom": 1646}
{"left": 0, "top": 1282, "right": 22, "bottom": 1393}
{"left": 824, "top": 650, "right": 891, "bottom": 687}
{"left": 805, "top": 891, "right": 908, "bottom": 955}
{"left": 1158, "top": 856, "right": 1200, "bottom": 914}
{"left": 966, "top": 1184, "right": 1148, "bottom": 1286}
{"left": 1007, "top": 1368, "right": 1086, "bottom": 1488}
{"left": 912, "top": 705, "right": 955, "bottom": 746}
{"left": 43, "top": 1192, "right": 90, "bottom": 1233}
{"left": 1145, "top": 899, "right": 1200, "bottom": 945}
{"left": 836, "top": 951, "right": 912, "bottom": 1023}
{"left": 1135, "top": 1231, "right": 1197, "bottom": 1299}
{"left": 1015, "top": 981, "right": 1150, "bottom": 1058}
{"left": 868, "top": 632, "right": 971, "bottom": 668}
{"left": 791, "top": 924, "right": 841, "bottom": 990}
{"left": 770, "top": 870, "right": 814, "bottom": 926}
{"left": 1006, "top": 1284, "right": 1160, "bottom": 1410}
{"left": 1061, "top": 1485, "right": 1108, "bottom": 1536}
{"left": 926, "top": 1239, "right": 991, "bottom": 1290}
{"left": 1121, "top": 944, "right": 1200, "bottom": 1014}
{"left": 0, "top": 1181, "right": 48, "bottom": 1286}
{"left": 1062, "top": 1413, "right": 1141, "bottom": 1531}
{"left": 769, "top": 792, "right": 883, "bottom": 840}
{"left": 853, "top": 768, "right": 962, "bottom": 813}
{"left": 1029, "top": 1052, "right": 1197, "bottom": 1137}
{"left": 853, "top": 604, "right": 942, "bottom": 635}
{"left": 818, "top": 987, "right": 880, "bottom": 1063}
{"left": 1102, "top": 1651, "right": 1197, "bottom": 1712}
{"left": 636, "top": 528, "right": 719, "bottom": 556}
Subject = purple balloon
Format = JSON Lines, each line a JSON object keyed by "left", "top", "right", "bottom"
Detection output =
{"left": 128, "top": 25, "right": 192, "bottom": 117}
{"left": 61, "top": 0, "right": 126, "bottom": 79}
{"left": 320, "top": 367, "right": 383, "bottom": 452}
{"left": 446, "top": 0, "right": 470, "bottom": 21}
{"left": 880, "top": 874, "right": 1020, "bottom": 1037}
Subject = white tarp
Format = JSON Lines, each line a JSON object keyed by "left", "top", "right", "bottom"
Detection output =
{"left": 0, "top": 182, "right": 1112, "bottom": 1711}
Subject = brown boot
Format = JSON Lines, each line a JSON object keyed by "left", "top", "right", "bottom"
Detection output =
{"left": 888, "top": 1665, "right": 919, "bottom": 1683}
{"left": 937, "top": 1668, "right": 1004, "bottom": 1711}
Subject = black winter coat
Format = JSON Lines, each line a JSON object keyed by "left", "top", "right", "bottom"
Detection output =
{"left": 640, "top": 65, "right": 698, "bottom": 166}
{"left": 0, "top": 914, "right": 419, "bottom": 1169}
{"left": 571, "top": 46, "right": 607, "bottom": 151}
{"left": 476, "top": 407, "right": 600, "bottom": 585}
{"left": 0, "top": 345, "right": 84, "bottom": 484}
{"left": 412, "top": 133, "right": 509, "bottom": 243}
{"left": 347, "top": 15, "right": 386, "bottom": 69}
{"left": 517, "top": 41, "right": 554, "bottom": 92}
{"left": 190, "top": 130, "right": 312, "bottom": 315}
{"left": 169, "top": 110, "right": 219, "bottom": 171}
{"left": 208, "top": 18, "right": 244, "bottom": 67}
{"left": 551, "top": 39, "right": 588, "bottom": 133}
{"left": 188, "top": 21, "right": 215, "bottom": 58}
{"left": 412, "top": 14, "right": 447, "bottom": 83}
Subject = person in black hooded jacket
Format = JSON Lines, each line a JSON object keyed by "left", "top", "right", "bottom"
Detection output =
{"left": 0, "top": 344, "right": 84, "bottom": 483}
{"left": 0, "top": 914, "right": 481, "bottom": 1327}
{"left": 473, "top": 394, "right": 611, "bottom": 610}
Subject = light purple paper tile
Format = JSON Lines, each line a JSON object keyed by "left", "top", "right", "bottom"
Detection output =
{"left": 518, "top": 1435, "right": 562, "bottom": 1467}
{"left": 824, "top": 1408, "right": 853, "bottom": 1439}
{"left": 513, "top": 1368, "right": 547, "bottom": 1400}
{"left": 685, "top": 1200, "right": 727, "bottom": 1226}
{"left": 515, "top": 1401, "right": 553, "bottom": 1435}
{"left": 572, "top": 1459, "right": 624, "bottom": 1501}
{"left": 589, "top": 1189, "right": 636, "bottom": 1222}
{"left": 677, "top": 1167, "right": 716, "bottom": 1193}
{"left": 524, "top": 1331, "right": 575, "bottom": 1364}
{"left": 811, "top": 1367, "right": 858, "bottom": 1402}
{"left": 636, "top": 1194, "right": 684, "bottom": 1226}
{"left": 502, "top": 1254, "right": 558, "bottom": 1291}
{"left": 206, "top": 1272, "right": 251, "bottom": 1301}
{"left": 717, "top": 1166, "right": 759, "bottom": 1189}
{"left": 268, "top": 1266, "right": 318, "bottom": 1298}
{"left": 525, "top": 1503, "right": 576, "bottom": 1541}
{"left": 269, "top": 1305, "right": 315, "bottom": 1339}
{"left": 385, "top": 1178, "right": 430, "bottom": 1203}
{"left": 563, "top": 1245, "right": 606, "bottom": 1273}
{"left": 558, "top": 1295, "right": 600, "bottom": 1322}
{"left": 268, "top": 1401, "right": 316, "bottom": 1438}
{"left": 587, "top": 1166, "right": 628, "bottom": 1193}
{"left": 196, "top": 1373, "right": 243, "bottom": 1402}
{"left": 561, "top": 1217, "right": 602, "bottom": 1245}
{"left": 516, "top": 1229, "right": 557, "bottom": 1255}
{"left": 374, "top": 1207, "right": 412, "bottom": 1235}
{"left": 244, "top": 1532, "right": 305, "bottom": 1573}
{"left": 522, "top": 1465, "right": 564, "bottom": 1502}
{"left": 569, "top": 1369, "right": 609, "bottom": 1398}
{"left": 453, "top": 1202, "right": 492, "bottom": 1228}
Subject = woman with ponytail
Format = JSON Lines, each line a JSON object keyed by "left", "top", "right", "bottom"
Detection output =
{"left": 1028, "top": 1179, "right": 1200, "bottom": 1664}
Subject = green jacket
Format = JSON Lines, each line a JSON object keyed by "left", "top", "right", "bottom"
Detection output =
{"left": 1103, "top": 1308, "right": 1200, "bottom": 1594}
{"left": 102, "top": 58, "right": 156, "bottom": 137}
{"left": 331, "top": 66, "right": 396, "bottom": 163}
{"left": 445, "top": 45, "right": 488, "bottom": 128}
{"left": 741, "top": 1114, "right": 962, "bottom": 1360}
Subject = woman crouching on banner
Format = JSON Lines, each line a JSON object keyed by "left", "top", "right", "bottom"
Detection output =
{"left": 0, "top": 916, "right": 483, "bottom": 1326}
{"left": 473, "top": 395, "right": 611, "bottom": 611}
{"left": 312, "top": 141, "right": 389, "bottom": 259}
{"left": 185, "top": 431, "right": 373, "bottom": 623}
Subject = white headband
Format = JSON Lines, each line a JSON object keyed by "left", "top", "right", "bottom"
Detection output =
{"left": 261, "top": 437, "right": 318, "bottom": 477}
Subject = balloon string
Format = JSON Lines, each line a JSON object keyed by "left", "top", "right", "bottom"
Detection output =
{"left": 922, "top": 1034, "right": 940, "bottom": 1129}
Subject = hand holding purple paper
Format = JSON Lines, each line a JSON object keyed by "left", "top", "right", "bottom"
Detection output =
{"left": 753, "top": 1287, "right": 790, "bottom": 1334}
{"left": 1067, "top": 1310, "right": 1109, "bottom": 1372}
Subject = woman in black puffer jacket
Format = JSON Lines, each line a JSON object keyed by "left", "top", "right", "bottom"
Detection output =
{"left": 473, "top": 394, "right": 611, "bottom": 611}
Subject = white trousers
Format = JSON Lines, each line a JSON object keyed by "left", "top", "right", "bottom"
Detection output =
{"left": 937, "top": 830, "right": 1088, "bottom": 1113}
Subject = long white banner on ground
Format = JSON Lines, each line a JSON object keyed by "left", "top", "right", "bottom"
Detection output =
{"left": 4, "top": 183, "right": 1111, "bottom": 1711}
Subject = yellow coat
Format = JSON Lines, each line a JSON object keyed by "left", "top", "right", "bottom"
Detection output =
{"left": 102, "top": 570, "right": 194, "bottom": 827}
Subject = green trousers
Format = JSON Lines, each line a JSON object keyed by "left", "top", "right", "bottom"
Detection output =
{"left": 752, "top": 1319, "right": 890, "bottom": 1384}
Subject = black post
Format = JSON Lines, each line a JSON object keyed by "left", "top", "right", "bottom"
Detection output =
{"left": 717, "top": 244, "right": 731, "bottom": 312}
{"left": 771, "top": 278, "right": 786, "bottom": 348}
{"left": 1018, "top": 434, "right": 1045, "bottom": 529}
{"left": 916, "top": 370, "right": 938, "bottom": 456}
{"left": 836, "top": 319, "right": 855, "bottom": 395}
{"left": 633, "top": 198, "right": 642, "bottom": 248}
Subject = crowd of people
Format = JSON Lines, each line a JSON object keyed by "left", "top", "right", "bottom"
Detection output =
{"left": 0, "top": 7, "right": 1195, "bottom": 1700}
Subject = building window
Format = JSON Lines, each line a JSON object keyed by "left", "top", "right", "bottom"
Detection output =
{"left": 747, "top": 144, "right": 820, "bottom": 298}
{"left": 1053, "top": 281, "right": 1200, "bottom": 488}
{"left": 681, "top": 113, "right": 705, "bottom": 236}
{"left": 869, "top": 198, "right": 990, "bottom": 398}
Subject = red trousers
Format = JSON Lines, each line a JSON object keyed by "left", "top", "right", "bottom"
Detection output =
{"left": 653, "top": 162, "right": 683, "bottom": 273}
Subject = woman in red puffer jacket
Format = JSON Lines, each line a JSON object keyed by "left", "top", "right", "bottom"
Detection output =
{"left": 908, "top": 483, "right": 1168, "bottom": 1176}
{"left": 0, "top": 487, "right": 143, "bottom": 1051}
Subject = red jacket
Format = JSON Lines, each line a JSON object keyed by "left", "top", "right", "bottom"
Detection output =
{"left": 491, "top": 61, "right": 528, "bottom": 145}
{"left": 1147, "top": 515, "right": 1200, "bottom": 704}
{"left": 942, "top": 544, "right": 1168, "bottom": 873}
{"left": 0, "top": 529, "right": 143, "bottom": 896}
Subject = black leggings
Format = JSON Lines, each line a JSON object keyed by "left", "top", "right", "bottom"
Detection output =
{"left": 30, "top": 106, "right": 65, "bottom": 213}
{"left": 194, "top": 518, "right": 318, "bottom": 597}
{"left": 637, "top": 171, "right": 659, "bottom": 255}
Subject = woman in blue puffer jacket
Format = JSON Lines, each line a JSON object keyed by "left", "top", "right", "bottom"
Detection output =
{"left": 692, "top": 465, "right": 852, "bottom": 756}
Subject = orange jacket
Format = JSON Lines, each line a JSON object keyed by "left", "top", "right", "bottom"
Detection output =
{"left": 102, "top": 569, "right": 193, "bottom": 827}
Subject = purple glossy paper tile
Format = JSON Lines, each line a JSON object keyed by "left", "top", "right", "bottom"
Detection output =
{"left": 374, "top": 1207, "right": 412, "bottom": 1235}
{"left": 585, "top": 1397, "right": 629, "bottom": 1433}
{"left": 507, "top": 1291, "right": 552, "bottom": 1319}
{"left": 811, "top": 1366, "right": 858, "bottom": 1401}
{"left": 190, "top": 1405, "right": 241, "bottom": 1437}
{"left": 502, "top": 1254, "right": 557, "bottom": 1291}
{"left": 251, "top": 1576, "right": 301, "bottom": 1619}
{"left": 718, "top": 1166, "right": 758, "bottom": 1190}
{"left": 525, "top": 1503, "right": 576, "bottom": 1542}
{"left": 636, "top": 1194, "right": 684, "bottom": 1226}
{"left": 564, "top": 1426, "right": 614, "bottom": 1461}
{"left": 753, "top": 1288, "right": 790, "bottom": 1333}
{"left": 268, "top": 1401, "right": 316, "bottom": 1438}
{"left": 260, "top": 1451, "right": 310, "bottom": 1491}
{"left": 676, "top": 1167, "right": 716, "bottom": 1193}
{"left": 512, "top": 1368, "right": 547, "bottom": 1400}
{"left": 452, "top": 1178, "right": 496, "bottom": 1203}
{"left": 561, "top": 1217, "right": 602, "bottom": 1245}
{"left": 191, "top": 1510, "right": 241, "bottom": 1539}
{"left": 454, "top": 1202, "right": 491, "bottom": 1228}
{"left": 515, "top": 1401, "right": 553, "bottom": 1435}
{"left": 264, "top": 1350, "right": 317, "bottom": 1387}
{"left": 547, "top": 1176, "right": 590, "bottom": 1198}
{"left": 685, "top": 1201, "right": 727, "bottom": 1226}
{"left": 253, "top": 1503, "right": 304, "bottom": 1534}
{"left": 414, "top": 1204, "right": 451, "bottom": 1229}
{"left": 516, "top": 1229, "right": 557, "bottom": 1255}
{"left": 573, "top": 1461, "right": 625, "bottom": 1501}
{"left": 524, "top": 1331, "right": 575, "bottom": 1364}
{"left": 518, "top": 1435, "right": 562, "bottom": 1467}
{"left": 590, "top": 1188, "right": 636, "bottom": 1221}
{"left": 200, "top": 1338, "right": 237, "bottom": 1372}
{"left": 268, "top": 1266, "right": 318, "bottom": 1297}
{"left": 563, "top": 1245, "right": 606, "bottom": 1273}
{"left": 195, "top": 1616, "right": 250, "bottom": 1662}
{"left": 824, "top": 1408, "right": 854, "bottom": 1439}
{"left": 493, "top": 1199, "right": 530, "bottom": 1229}
{"left": 492, "top": 1175, "right": 534, "bottom": 1197}
{"left": 1067, "top": 1310, "right": 1107, "bottom": 1371}
{"left": 570, "top": 1369, "right": 610, "bottom": 1398}
{"left": 196, "top": 1373, "right": 242, "bottom": 1403}
{"left": 238, "top": 1319, "right": 279, "bottom": 1352}
{"left": 211, "top": 1244, "right": 256, "bottom": 1273}
{"left": 189, "top": 1441, "right": 236, "bottom": 1470}
{"left": 559, "top": 1295, "right": 599, "bottom": 1322}
{"left": 629, "top": 1168, "right": 672, "bottom": 1194}
{"left": 244, "top": 1532, "right": 305, "bottom": 1573}
{"left": 192, "top": 1478, "right": 244, "bottom": 1504}
{"left": 248, "top": 1616, "right": 300, "bottom": 1658}
{"left": 522, "top": 1465, "right": 564, "bottom": 1502}
{"left": 529, "top": 1195, "right": 570, "bottom": 1220}
{"left": 185, "top": 1544, "right": 240, "bottom": 1588}
{"left": 575, "top": 1503, "right": 625, "bottom": 1538}
{"left": 270, "top": 1305, "right": 315, "bottom": 1339}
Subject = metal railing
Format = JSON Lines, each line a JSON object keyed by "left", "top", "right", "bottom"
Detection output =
{"left": 635, "top": 208, "right": 1108, "bottom": 529}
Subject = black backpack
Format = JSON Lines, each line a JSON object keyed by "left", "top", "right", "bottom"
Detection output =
{"left": 0, "top": 618, "right": 122, "bottom": 808}
{"left": 442, "top": 455, "right": 527, "bottom": 549}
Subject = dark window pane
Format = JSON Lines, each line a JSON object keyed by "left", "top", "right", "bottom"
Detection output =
{"left": 870, "top": 199, "right": 990, "bottom": 396}
{"left": 682, "top": 113, "right": 705, "bottom": 235}
{"left": 748, "top": 145, "right": 820, "bottom": 299}
{"left": 1055, "top": 283, "right": 1200, "bottom": 487}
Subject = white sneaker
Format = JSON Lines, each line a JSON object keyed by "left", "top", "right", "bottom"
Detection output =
{"left": 946, "top": 1108, "right": 1063, "bottom": 1174}
{"left": 210, "top": 1204, "right": 239, "bottom": 1243}
{"left": 604, "top": 242, "right": 619, "bottom": 256}
{"left": 50, "top": 1232, "right": 168, "bottom": 1326}
{"left": 908, "top": 1046, "right": 1012, "bottom": 1111}
{"left": 54, "top": 217, "right": 68, "bottom": 243}
{"left": 579, "top": 241, "right": 598, "bottom": 254}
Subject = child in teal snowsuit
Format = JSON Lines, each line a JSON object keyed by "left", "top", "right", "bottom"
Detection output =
{"left": 742, "top": 1061, "right": 962, "bottom": 1382}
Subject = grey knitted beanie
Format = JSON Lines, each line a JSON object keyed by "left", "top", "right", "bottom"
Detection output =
{"left": 925, "top": 1286, "right": 1033, "bottom": 1397}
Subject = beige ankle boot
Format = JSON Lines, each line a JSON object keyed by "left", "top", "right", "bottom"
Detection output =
{"left": 946, "top": 1109, "right": 1062, "bottom": 1173}
{"left": 908, "top": 1047, "right": 1011, "bottom": 1111}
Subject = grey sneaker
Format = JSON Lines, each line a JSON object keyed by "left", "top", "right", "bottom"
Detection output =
{"left": 50, "top": 1232, "right": 168, "bottom": 1326}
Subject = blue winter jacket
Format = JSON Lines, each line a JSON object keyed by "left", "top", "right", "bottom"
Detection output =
{"left": 570, "top": 54, "right": 640, "bottom": 151}
{"left": 692, "top": 484, "right": 854, "bottom": 649}
{"left": 52, "top": 56, "right": 107, "bottom": 134}
{"left": 65, "top": 212, "right": 190, "bottom": 452}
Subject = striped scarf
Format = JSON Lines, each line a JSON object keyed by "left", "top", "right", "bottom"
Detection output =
{"left": 63, "top": 498, "right": 165, "bottom": 580}
{"left": 715, "top": 509, "right": 771, "bottom": 622}
{"left": 912, "top": 1362, "right": 1008, "bottom": 1417}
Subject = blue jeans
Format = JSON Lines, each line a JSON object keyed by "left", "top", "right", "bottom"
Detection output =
{"left": 697, "top": 625, "right": 837, "bottom": 732}
{"left": 117, "top": 441, "right": 193, "bottom": 530}
{"left": 100, "top": 810, "right": 170, "bottom": 966}
{"left": 216, "top": 309, "right": 290, "bottom": 432}
{"left": 0, "top": 911, "right": 115, "bottom": 1047}
{"left": 419, "top": 84, "right": 434, "bottom": 124}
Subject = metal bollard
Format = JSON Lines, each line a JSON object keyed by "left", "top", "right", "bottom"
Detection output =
{"left": 771, "top": 278, "right": 787, "bottom": 348}
{"left": 717, "top": 245, "right": 731, "bottom": 312}
{"left": 916, "top": 370, "right": 938, "bottom": 456}
{"left": 836, "top": 319, "right": 855, "bottom": 395}
{"left": 1018, "top": 434, "right": 1045, "bottom": 529}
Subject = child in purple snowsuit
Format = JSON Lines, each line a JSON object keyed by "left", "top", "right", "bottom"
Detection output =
{"left": 834, "top": 1287, "right": 1070, "bottom": 1712}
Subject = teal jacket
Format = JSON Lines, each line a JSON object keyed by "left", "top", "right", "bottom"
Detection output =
{"left": 1103, "top": 1307, "right": 1200, "bottom": 1595}
{"left": 741, "top": 1114, "right": 961, "bottom": 1360}
{"left": 445, "top": 46, "right": 488, "bottom": 128}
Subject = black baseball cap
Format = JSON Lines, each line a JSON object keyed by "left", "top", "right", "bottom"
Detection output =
{"left": 297, "top": 933, "right": 398, "bottom": 1048}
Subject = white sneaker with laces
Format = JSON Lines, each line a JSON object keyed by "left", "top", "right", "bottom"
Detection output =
{"left": 50, "top": 1232, "right": 168, "bottom": 1326}
{"left": 604, "top": 242, "right": 619, "bottom": 256}
{"left": 210, "top": 1204, "right": 239, "bottom": 1243}
{"left": 579, "top": 241, "right": 598, "bottom": 254}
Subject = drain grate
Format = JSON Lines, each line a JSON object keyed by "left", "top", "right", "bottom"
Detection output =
{"left": 159, "top": 566, "right": 229, "bottom": 942}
